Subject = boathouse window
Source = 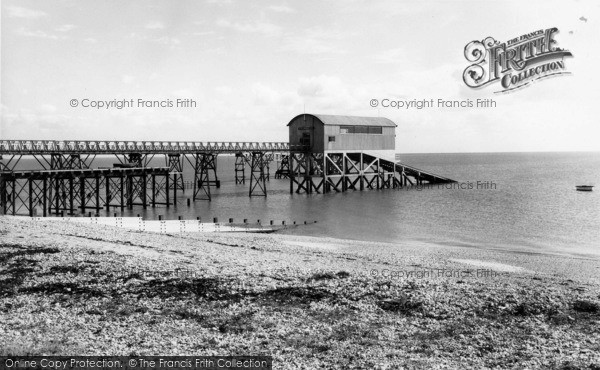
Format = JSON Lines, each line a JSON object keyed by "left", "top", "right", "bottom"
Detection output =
{"left": 340, "top": 126, "right": 382, "bottom": 134}
{"left": 300, "top": 133, "right": 311, "bottom": 146}
{"left": 328, "top": 136, "right": 336, "bottom": 142}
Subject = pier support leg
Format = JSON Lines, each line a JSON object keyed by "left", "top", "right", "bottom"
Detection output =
{"left": 80, "top": 178, "right": 86, "bottom": 213}
{"left": 53, "top": 178, "right": 60, "bottom": 214}
{"left": 172, "top": 173, "right": 176, "bottom": 207}
{"left": 193, "top": 153, "right": 214, "bottom": 201}
{"left": 28, "top": 180, "right": 33, "bottom": 217}
{"left": 235, "top": 152, "right": 246, "bottom": 184}
{"left": 95, "top": 176, "right": 101, "bottom": 213}
{"left": 69, "top": 177, "right": 74, "bottom": 215}
{"left": 249, "top": 151, "right": 267, "bottom": 197}
{"left": 42, "top": 178, "right": 47, "bottom": 217}
{"left": 167, "top": 154, "right": 185, "bottom": 193}
{"left": 120, "top": 175, "right": 125, "bottom": 211}
{"left": 166, "top": 173, "right": 170, "bottom": 205}
{"left": 275, "top": 155, "right": 290, "bottom": 179}
{"left": 105, "top": 178, "right": 111, "bottom": 211}
{"left": 151, "top": 175, "right": 156, "bottom": 207}
{"left": 289, "top": 152, "right": 324, "bottom": 194}
{"left": 141, "top": 175, "right": 147, "bottom": 209}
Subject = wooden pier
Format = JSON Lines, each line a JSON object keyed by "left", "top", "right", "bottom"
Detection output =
{"left": 289, "top": 151, "right": 454, "bottom": 194}
{"left": 286, "top": 114, "right": 455, "bottom": 194}
{"left": 0, "top": 167, "right": 173, "bottom": 216}
{"left": 0, "top": 114, "right": 456, "bottom": 216}
{"left": 0, "top": 141, "right": 287, "bottom": 202}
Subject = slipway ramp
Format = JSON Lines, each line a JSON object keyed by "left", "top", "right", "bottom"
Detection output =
{"left": 352, "top": 151, "right": 455, "bottom": 185}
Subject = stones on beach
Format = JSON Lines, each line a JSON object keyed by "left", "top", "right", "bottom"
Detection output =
{"left": 1, "top": 217, "right": 600, "bottom": 368}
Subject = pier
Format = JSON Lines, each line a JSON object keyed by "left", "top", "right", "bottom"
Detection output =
{"left": 0, "top": 140, "right": 287, "bottom": 202}
{"left": 0, "top": 114, "right": 456, "bottom": 216}
{"left": 0, "top": 167, "right": 172, "bottom": 217}
{"left": 286, "top": 114, "right": 454, "bottom": 193}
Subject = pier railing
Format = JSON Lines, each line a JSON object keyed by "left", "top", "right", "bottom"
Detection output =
{"left": 0, "top": 140, "right": 289, "bottom": 155}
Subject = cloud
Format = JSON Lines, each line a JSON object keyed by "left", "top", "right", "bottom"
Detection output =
{"left": 268, "top": 5, "right": 295, "bottom": 13}
{"left": 216, "top": 19, "right": 282, "bottom": 36}
{"left": 145, "top": 21, "right": 165, "bottom": 30}
{"left": 281, "top": 27, "right": 345, "bottom": 55}
{"left": 6, "top": 5, "right": 47, "bottom": 19}
{"left": 252, "top": 83, "right": 281, "bottom": 105}
{"left": 129, "top": 32, "right": 181, "bottom": 46}
{"left": 121, "top": 75, "right": 135, "bottom": 84}
{"left": 296, "top": 75, "right": 366, "bottom": 113}
{"left": 206, "top": 0, "right": 233, "bottom": 5}
{"left": 297, "top": 75, "right": 343, "bottom": 97}
{"left": 56, "top": 24, "right": 76, "bottom": 32}
{"left": 373, "top": 48, "right": 405, "bottom": 64}
{"left": 1, "top": 108, "right": 73, "bottom": 138}
{"left": 154, "top": 36, "right": 181, "bottom": 46}
{"left": 171, "top": 88, "right": 196, "bottom": 98}
{"left": 15, "top": 27, "right": 63, "bottom": 40}
{"left": 39, "top": 104, "right": 57, "bottom": 113}
{"left": 191, "top": 31, "right": 215, "bottom": 36}
{"left": 215, "top": 86, "right": 233, "bottom": 95}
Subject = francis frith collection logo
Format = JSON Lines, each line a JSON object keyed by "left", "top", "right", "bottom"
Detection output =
{"left": 463, "top": 27, "right": 572, "bottom": 93}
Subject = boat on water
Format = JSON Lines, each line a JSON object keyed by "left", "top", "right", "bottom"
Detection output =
{"left": 575, "top": 185, "right": 594, "bottom": 192}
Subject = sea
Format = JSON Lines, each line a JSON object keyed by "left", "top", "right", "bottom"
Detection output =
{"left": 6, "top": 152, "right": 600, "bottom": 257}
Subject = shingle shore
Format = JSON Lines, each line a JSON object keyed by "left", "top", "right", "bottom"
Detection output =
{"left": 1, "top": 217, "right": 599, "bottom": 369}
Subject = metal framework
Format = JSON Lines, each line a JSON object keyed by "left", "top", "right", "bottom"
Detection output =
{"left": 248, "top": 152, "right": 268, "bottom": 197}
{"left": 264, "top": 153, "right": 273, "bottom": 181}
{"left": 0, "top": 140, "right": 291, "bottom": 203}
{"left": 0, "top": 140, "right": 456, "bottom": 202}
{"left": 0, "top": 167, "right": 172, "bottom": 216}
{"left": 191, "top": 153, "right": 216, "bottom": 201}
{"left": 275, "top": 155, "right": 290, "bottom": 179}
{"left": 235, "top": 152, "right": 246, "bottom": 184}
{"left": 0, "top": 140, "right": 289, "bottom": 155}
{"left": 289, "top": 151, "right": 454, "bottom": 194}
{"left": 167, "top": 154, "right": 185, "bottom": 192}
{"left": 49, "top": 154, "right": 94, "bottom": 170}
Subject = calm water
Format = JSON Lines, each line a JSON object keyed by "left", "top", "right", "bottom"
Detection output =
{"left": 8, "top": 152, "right": 600, "bottom": 257}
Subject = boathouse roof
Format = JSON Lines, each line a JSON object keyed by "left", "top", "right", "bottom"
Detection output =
{"left": 287, "top": 114, "right": 397, "bottom": 127}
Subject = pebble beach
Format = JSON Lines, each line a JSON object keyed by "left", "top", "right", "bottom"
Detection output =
{"left": 1, "top": 216, "right": 599, "bottom": 369}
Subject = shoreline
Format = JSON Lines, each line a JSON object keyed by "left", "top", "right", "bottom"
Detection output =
{"left": 1, "top": 216, "right": 599, "bottom": 368}
{"left": 274, "top": 233, "right": 600, "bottom": 285}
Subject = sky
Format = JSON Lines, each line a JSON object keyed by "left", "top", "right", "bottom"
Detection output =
{"left": 1, "top": 0, "right": 599, "bottom": 153}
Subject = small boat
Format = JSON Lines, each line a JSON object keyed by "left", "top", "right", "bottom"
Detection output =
{"left": 575, "top": 185, "right": 594, "bottom": 192}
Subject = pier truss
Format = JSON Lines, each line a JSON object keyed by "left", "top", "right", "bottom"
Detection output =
{"left": 248, "top": 151, "right": 267, "bottom": 197}
{"left": 190, "top": 153, "right": 217, "bottom": 201}
{"left": 0, "top": 167, "right": 173, "bottom": 216}
{"left": 235, "top": 153, "right": 246, "bottom": 184}
{"left": 0, "top": 141, "right": 456, "bottom": 205}
{"left": 230, "top": 152, "right": 277, "bottom": 197}
{"left": 0, "top": 140, "right": 288, "bottom": 202}
{"left": 275, "top": 155, "right": 290, "bottom": 179}
{"left": 167, "top": 154, "right": 185, "bottom": 192}
{"left": 289, "top": 151, "right": 455, "bottom": 194}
